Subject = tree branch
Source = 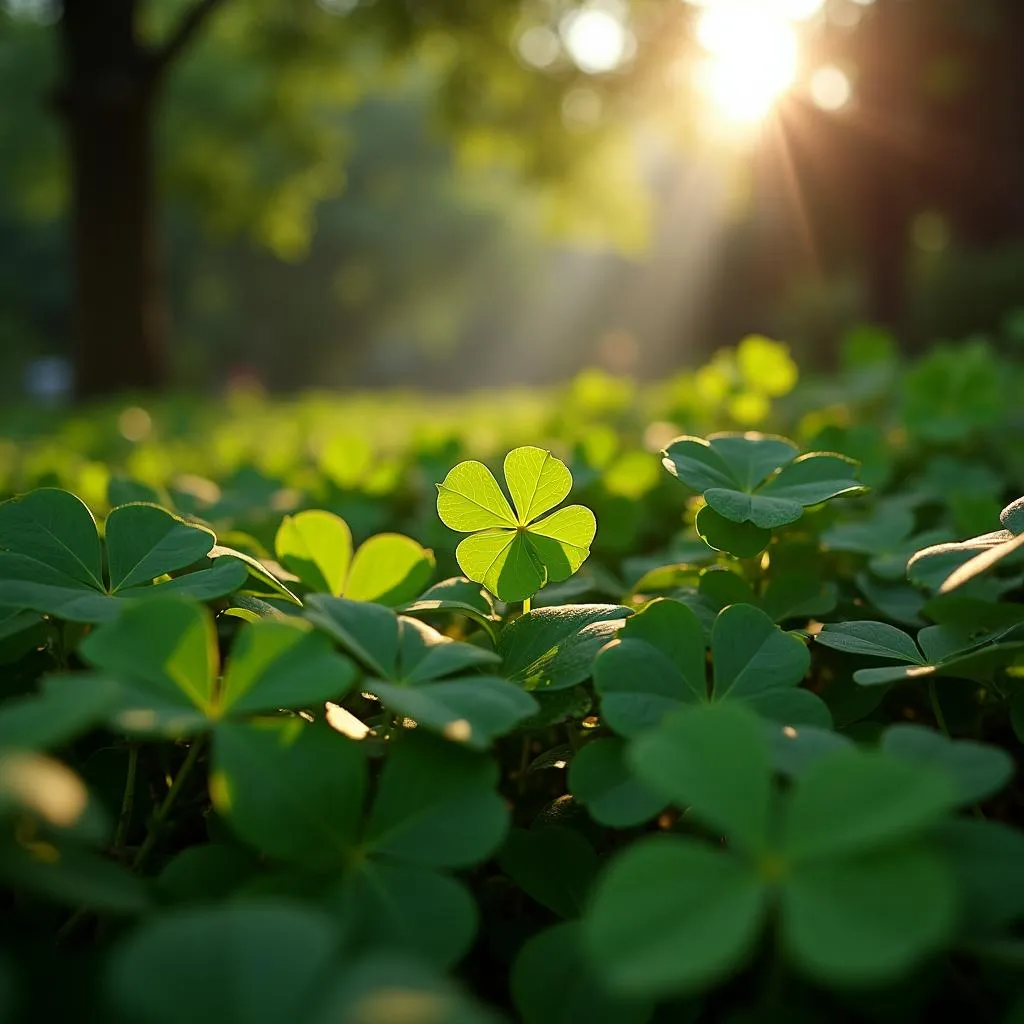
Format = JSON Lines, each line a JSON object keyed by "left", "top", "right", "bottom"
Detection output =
{"left": 152, "top": 0, "right": 231, "bottom": 72}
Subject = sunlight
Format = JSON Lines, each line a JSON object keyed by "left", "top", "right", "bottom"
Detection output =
{"left": 562, "top": 5, "right": 632, "bottom": 75}
{"left": 694, "top": 5, "right": 799, "bottom": 129}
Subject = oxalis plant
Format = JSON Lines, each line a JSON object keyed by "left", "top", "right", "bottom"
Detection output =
{"left": 0, "top": 403, "right": 1023, "bottom": 1024}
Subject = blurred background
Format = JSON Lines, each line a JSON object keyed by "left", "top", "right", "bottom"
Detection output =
{"left": 2, "top": 0, "right": 1024, "bottom": 401}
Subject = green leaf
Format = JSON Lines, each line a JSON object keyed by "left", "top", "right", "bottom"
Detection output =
{"left": 456, "top": 529, "right": 543, "bottom": 604}
{"left": 758, "top": 453, "right": 863, "bottom": 507}
{"left": 212, "top": 719, "right": 365, "bottom": 867}
{"left": 695, "top": 506, "right": 771, "bottom": 558}
{"left": 711, "top": 604, "right": 810, "bottom": 700}
{"left": 0, "top": 839, "right": 149, "bottom": 914}
{"left": 761, "top": 574, "right": 838, "bottom": 623}
{"left": 568, "top": 738, "right": 666, "bottom": 828}
{"left": 158, "top": 844, "right": 257, "bottom": 905}
{"left": 511, "top": 921, "right": 653, "bottom": 1024}
{"left": 880, "top": 725, "right": 1014, "bottom": 806}
{"left": 105, "top": 903, "right": 341, "bottom": 1024}
{"left": 595, "top": 599, "right": 705, "bottom": 732}
{"left": 498, "top": 826, "right": 599, "bottom": 918}
{"left": 81, "top": 599, "right": 218, "bottom": 720}
{"left": 209, "top": 544, "right": 302, "bottom": 605}
{"left": 526, "top": 505, "right": 597, "bottom": 580}
{"left": 274, "top": 509, "right": 352, "bottom": 595}
{"left": 584, "top": 835, "right": 767, "bottom": 998}
{"left": 0, "top": 488, "right": 103, "bottom": 591}
{"left": 936, "top": 819, "right": 1024, "bottom": 935}
{"left": 335, "top": 862, "right": 477, "bottom": 968}
{"left": 503, "top": 446, "right": 572, "bottom": 524}
{"left": 710, "top": 434, "right": 800, "bottom": 490}
{"left": 630, "top": 703, "right": 771, "bottom": 854}
{"left": 217, "top": 620, "right": 357, "bottom": 717}
{"left": 0, "top": 555, "right": 118, "bottom": 622}
{"left": 362, "top": 731, "right": 507, "bottom": 868}
{"left": 398, "top": 576, "right": 498, "bottom": 637}
{"left": 499, "top": 604, "right": 630, "bottom": 692}
{"left": 304, "top": 595, "right": 398, "bottom": 679}
{"left": 104, "top": 504, "right": 215, "bottom": 592}
{"left": 781, "top": 844, "right": 955, "bottom": 985}
{"left": 437, "top": 460, "right": 516, "bottom": 530}
{"left": 437, "top": 449, "right": 595, "bottom": 603}
{"left": 368, "top": 676, "right": 537, "bottom": 750}
{"left": 344, "top": 533, "right": 434, "bottom": 605}
{"left": 814, "top": 622, "right": 925, "bottom": 663}
{"left": 0, "top": 674, "right": 123, "bottom": 751}
{"left": 783, "top": 750, "right": 957, "bottom": 862}
{"left": 141, "top": 555, "right": 249, "bottom": 602}
{"left": 703, "top": 489, "right": 802, "bottom": 529}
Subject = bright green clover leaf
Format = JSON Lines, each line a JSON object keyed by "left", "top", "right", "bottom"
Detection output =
{"left": 661, "top": 433, "right": 864, "bottom": 555}
{"left": 583, "top": 702, "right": 960, "bottom": 996}
{"left": 594, "top": 599, "right": 828, "bottom": 736}
{"left": 212, "top": 722, "right": 507, "bottom": 965}
{"left": 436, "top": 447, "right": 597, "bottom": 604}
{"left": 305, "top": 595, "right": 537, "bottom": 749}
{"left": 908, "top": 496, "right": 1024, "bottom": 594}
{"left": 0, "top": 489, "right": 249, "bottom": 623}
{"left": 815, "top": 620, "right": 1024, "bottom": 686}
{"left": 80, "top": 597, "right": 357, "bottom": 736}
{"left": 274, "top": 509, "right": 434, "bottom": 606}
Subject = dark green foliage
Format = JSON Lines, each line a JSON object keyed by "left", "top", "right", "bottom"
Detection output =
{"left": 1, "top": 341, "right": 1023, "bottom": 1021}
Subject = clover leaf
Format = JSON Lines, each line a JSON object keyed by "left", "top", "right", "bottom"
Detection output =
{"left": 79, "top": 597, "right": 357, "bottom": 736}
{"left": 583, "top": 702, "right": 960, "bottom": 996}
{"left": 594, "top": 598, "right": 829, "bottom": 735}
{"left": 815, "top": 620, "right": 1024, "bottom": 686}
{"left": 212, "top": 722, "right": 507, "bottom": 965}
{"left": 661, "top": 433, "right": 864, "bottom": 556}
{"left": 275, "top": 509, "right": 434, "bottom": 606}
{"left": 436, "top": 447, "right": 597, "bottom": 604}
{"left": 0, "top": 489, "right": 248, "bottom": 623}
{"left": 305, "top": 595, "right": 538, "bottom": 749}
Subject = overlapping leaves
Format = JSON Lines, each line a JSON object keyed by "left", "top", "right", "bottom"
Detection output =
{"left": 661, "top": 433, "right": 863, "bottom": 556}
{"left": 594, "top": 598, "right": 828, "bottom": 735}
{"left": 0, "top": 489, "right": 249, "bottom": 622}
{"left": 815, "top": 619, "right": 1024, "bottom": 686}
{"left": 305, "top": 596, "right": 537, "bottom": 749}
{"left": 584, "top": 703, "right": 962, "bottom": 995}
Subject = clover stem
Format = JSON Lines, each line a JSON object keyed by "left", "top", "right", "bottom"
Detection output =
{"left": 928, "top": 680, "right": 950, "bottom": 738}
{"left": 522, "top": 596, "right": 531, "bottom": 614}
{"left": 113, "top": 744, "right": 139, "bottom": 862}
{"left": 132, "top": 736, "right": 205, "bottom": 872}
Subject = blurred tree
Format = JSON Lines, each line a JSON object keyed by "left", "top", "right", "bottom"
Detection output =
{"left": 0, "top": 0, "right": 650, "bottom": 398}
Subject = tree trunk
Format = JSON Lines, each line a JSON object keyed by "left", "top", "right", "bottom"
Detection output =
{"left": 58, "top": 0, "right": 168, "bottom": 399}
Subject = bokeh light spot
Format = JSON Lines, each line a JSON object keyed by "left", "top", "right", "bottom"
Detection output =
{"left": 810, "top": 65, "right": 853, "bottom": 110}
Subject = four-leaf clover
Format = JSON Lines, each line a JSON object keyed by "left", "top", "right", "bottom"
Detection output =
{"left": 436, "top": 447, "right": 596, "bottom": 604}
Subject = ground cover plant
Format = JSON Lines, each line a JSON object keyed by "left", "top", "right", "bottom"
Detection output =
{"left": 0, "top": 334, "right": 1023, "bottom": 1023}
